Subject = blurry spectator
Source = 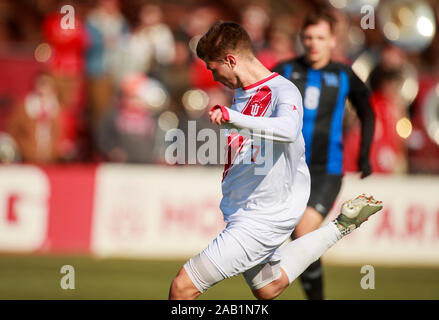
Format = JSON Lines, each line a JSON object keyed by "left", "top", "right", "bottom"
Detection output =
{"left": 0, "top": 132, "right": 20, "bottom": 163}
{"left": 408, "top": 23, "right": 439, "bottom": 174}
{"left": 42, "top": 5, "right": 88, "bottom": 78}
{"left": 368, "top": 65, "right": 407, "bottom": 173}
{"left": 7, "top": 72, "right": 62, "bottom": 163}
{"left": 42, "top": 3, "right": 89, "bottom": 160}
{"left": 180, "top": 5, "right": 220, "bottom": 43}
{"left": 258, "top": 28, "right": 295, "bottom": 70}
{"left": 344, "top": 59, "right": 407, "bottom": 174}
{"left": 331, "top": 9, "right": 352, "bottom": 64}
{"left": 241, "top": 5, "right": 270, "bottom": 53}
{"left": 180, "top": 6, "right": 222, "bottom": 91}
{"left": 152, "top": 38, "right": 192, "bottom": 118}
{"left": 96, "top": 73, "right": 167, "bottom": 163}
{"left": 85, "top": 0, "right": 129, "bottom": 128}
{"left": 115, "top": 3, "right": 175, "bottom": 79}
{"left": 407, "top": 78, "right": 439, "bottom": 174}
{"left": 157, "top": 38, "right": 191, "bottom": 92}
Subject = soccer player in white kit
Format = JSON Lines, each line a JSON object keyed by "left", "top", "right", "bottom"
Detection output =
{"left": 168, "top": 21, "right": 382, "bottom": 300}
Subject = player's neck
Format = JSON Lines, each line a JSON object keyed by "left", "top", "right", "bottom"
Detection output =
{"left": 237, "top": 58, "right": 273, "bottom": 89}
{"left": 306, "top": 56, "right": 331, "bottom": 70}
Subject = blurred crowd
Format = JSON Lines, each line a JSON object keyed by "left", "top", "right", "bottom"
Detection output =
{"left": 0, "top": 0, "right": 438, "bottom": 174}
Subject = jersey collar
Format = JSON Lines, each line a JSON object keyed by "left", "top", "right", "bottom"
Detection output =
{"left": 242, "top": 72, "right": 279, "bottom": 91}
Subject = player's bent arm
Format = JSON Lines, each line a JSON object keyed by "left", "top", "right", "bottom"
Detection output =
{"left": 212, "top": 102, "right": 302, "bottom": 143}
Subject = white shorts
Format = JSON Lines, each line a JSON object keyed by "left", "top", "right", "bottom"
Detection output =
{"left": 184, "top": 218, "right": 295, "bottom": 293}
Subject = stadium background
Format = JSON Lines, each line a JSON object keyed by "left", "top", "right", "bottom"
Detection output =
{"left": 0, "top": 0, "right": 438, "bottom": 299}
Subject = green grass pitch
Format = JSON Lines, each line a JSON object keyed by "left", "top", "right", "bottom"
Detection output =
{"left": 0, "top": 253, "right": 438, "bottom": 300}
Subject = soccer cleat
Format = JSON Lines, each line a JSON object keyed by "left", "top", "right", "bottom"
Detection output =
{"left": 333, "top": 194, "right": 383, "bottom": 236}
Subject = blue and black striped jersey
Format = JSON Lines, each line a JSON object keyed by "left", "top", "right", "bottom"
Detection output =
{"left": 273, "top": 56, "right": 375, "bottom": 175}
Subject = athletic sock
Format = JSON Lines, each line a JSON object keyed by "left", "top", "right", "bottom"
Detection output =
{"left": 280, "top": 222, "right": 342, "bottom": 285}
{"left": 299, "top": 259, "right": 323, "bottom": 300}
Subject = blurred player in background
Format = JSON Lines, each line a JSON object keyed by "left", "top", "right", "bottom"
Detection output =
{"left": 168, "top": 21, "right": 382, "bottom": 300}
{"left": 273, "top": 9, "right": 375, "bottom": 299}
{"left": 95, "top": 72, "right": 162, "bottom": 163}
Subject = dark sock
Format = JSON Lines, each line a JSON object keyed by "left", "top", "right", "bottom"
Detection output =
{"left": 299, "top": 259, "right": 324, "bottom": 300}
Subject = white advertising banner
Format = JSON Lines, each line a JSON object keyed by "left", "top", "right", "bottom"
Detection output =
{"left": 91, "top": 165, "right": 225, "bottom": 258}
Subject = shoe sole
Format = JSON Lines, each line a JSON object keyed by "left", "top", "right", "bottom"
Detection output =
{"left": 341, "top": 194, "right": 383, "bottom": 221}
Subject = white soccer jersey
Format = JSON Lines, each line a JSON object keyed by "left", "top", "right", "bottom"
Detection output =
{"left": 217, "top": 72, "right": 311, "bottom": 230}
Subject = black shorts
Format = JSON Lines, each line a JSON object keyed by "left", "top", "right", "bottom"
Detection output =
{"left": 308, "top": 174, "right": 343, "bottom": 217}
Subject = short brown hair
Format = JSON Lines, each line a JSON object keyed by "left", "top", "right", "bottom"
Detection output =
{"left": 301, "top": 8, "right": 337, "bottom": 33}
{"left": 196, "top": 21, "right": 255, "bottom": 62}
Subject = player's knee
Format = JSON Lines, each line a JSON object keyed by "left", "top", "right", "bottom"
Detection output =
{"left": 252, "top": 279, "right": 288, "bottom": 300}
{"left": 169, "top": 276, "right": 182, "bottom": 298}
{"left": 252, "top": 286, "right": 281, "bottom": 300}
{"left": 253, "top": 289, "right": 274, "bottom": 300}
{"left": 169, "top": 270, "right": 200, "bottom": 300}
{"left": 294, "top": 224, "right": 314, "bottom": 238}
{"left": 169, "top": 276, "right": 192, "bottom": 300}
{"left": 294, "top": 208, "right": 323, "bottom": 238}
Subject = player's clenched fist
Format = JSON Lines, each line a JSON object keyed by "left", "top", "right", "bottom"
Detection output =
{"left": 209, "top": 105, "right": 230, "bottom": 126}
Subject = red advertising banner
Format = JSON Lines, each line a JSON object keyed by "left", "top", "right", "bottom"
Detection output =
{"left": 41, "top": 165, "right": 97, "bottom": 253}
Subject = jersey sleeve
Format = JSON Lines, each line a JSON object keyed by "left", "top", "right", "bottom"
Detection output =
{"left": 222, "top": 84, "right": 303, "bottom": 143}
{"left": 347, "top": 67, "right": 375, "bottom": 164}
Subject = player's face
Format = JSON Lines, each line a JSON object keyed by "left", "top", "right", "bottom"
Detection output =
{"left": 301, "top": 21, "right": 335, "bottom": 65}
{"left": 205, "top": 60, "right": 238, "bottom": 89}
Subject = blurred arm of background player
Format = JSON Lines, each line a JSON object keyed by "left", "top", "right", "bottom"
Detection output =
{"left": 347, "top": 68, "right": 375, "bottom": 179}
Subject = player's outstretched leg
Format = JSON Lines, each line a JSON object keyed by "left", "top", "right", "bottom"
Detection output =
{"left": 253, "top": 194, "right": 383, "bottom": 300}
{"left": 293, "top": 206, "right": 325, "bottom": 300}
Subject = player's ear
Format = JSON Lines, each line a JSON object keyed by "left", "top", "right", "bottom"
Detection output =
{"left": 224, "top": 54, "right": 237, "bottom": 69}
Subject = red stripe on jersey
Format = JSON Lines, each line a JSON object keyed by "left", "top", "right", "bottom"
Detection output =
{"left": 241, "top": 85, "right": 272, "bottom": 117}
{"left": 222, "top": 84, "right": 273, "bottom": 181}
{"left": 222, "top": 133, "right": 247, "bottom": 181}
